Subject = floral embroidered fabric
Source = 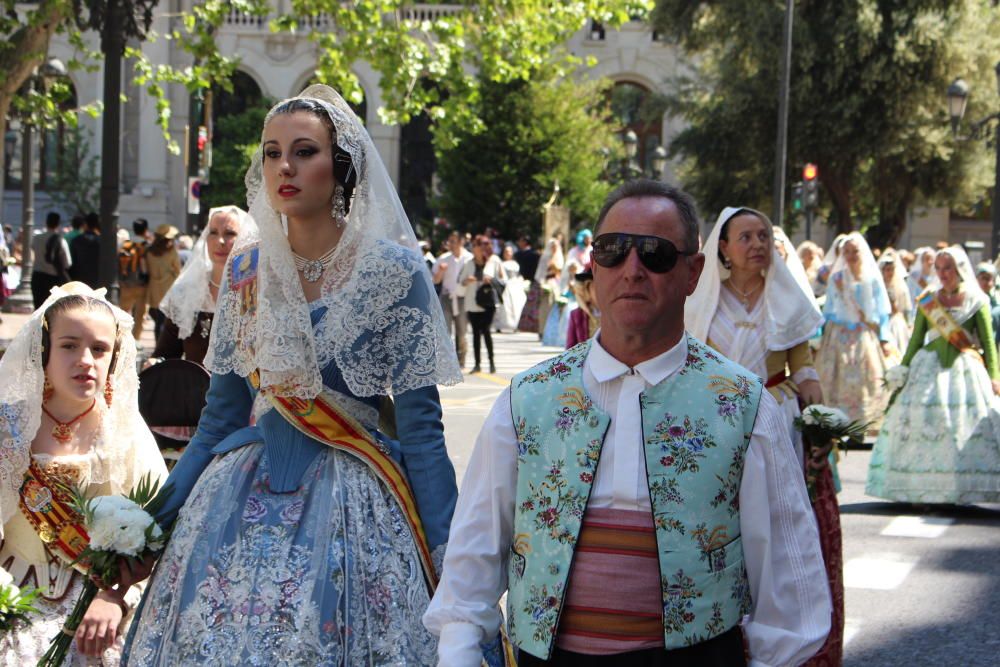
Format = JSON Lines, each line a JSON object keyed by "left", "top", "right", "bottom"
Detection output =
{"left": 124, "top": 443, "right": 437, "bottom": 665}
{"left": 867, "top": 348, "right": 1000, "bottom": 503}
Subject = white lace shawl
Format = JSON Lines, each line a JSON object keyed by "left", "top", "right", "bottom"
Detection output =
{"left": 205, "top": 85, "right": 462, "bottom": 401}
{"left": 0, "top": 284, "right": 164, "bottom": 534}
{"left": 159, "top": 206, "right": 252, "bottom": 340}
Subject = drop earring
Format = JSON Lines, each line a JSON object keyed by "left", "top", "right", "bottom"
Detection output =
{"left": 722, "top": 256, "right": 733, "bottom": 270}
{"left": 331, "top": 184, "right": 347, "bottom": 229}
{"left": 104, "top": 378, "right": 114, "bottom": 407}
{"left": 43, "top": 377, "right": 54, "bottom": 402}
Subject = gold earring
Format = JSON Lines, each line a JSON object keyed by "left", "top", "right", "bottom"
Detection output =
{"left": 104, "top": 378, "right": 114, "bottom": 407}
{"left": 43, "top": 377, "right": 54, "bottom": 402}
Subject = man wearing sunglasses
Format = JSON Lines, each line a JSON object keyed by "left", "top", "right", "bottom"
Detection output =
{"left": 426, "top": 180, "right": 831, "bottom": 667}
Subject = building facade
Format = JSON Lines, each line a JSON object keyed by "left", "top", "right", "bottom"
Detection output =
{"left": 3, "top": 3, "right": 684, "bottom": 238}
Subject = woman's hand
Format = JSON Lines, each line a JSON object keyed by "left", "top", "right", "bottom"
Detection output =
{"left": 880, "top": 341, "right": 894, "bottom": 358}
{"left": 797, "top": 379, "right": 824, "bottom": 406}
{"left": 808, "top": 440, "right": 834, "bottom": 469}
{"left": 992, "top": 379, "right": 1000, "bottom": 396}
{"left": 75, "top": 591, "right": 125, "bottom": 656}
{"left": 482, "top": 275, "right": 492, "bottom": 285}
{"left": 95, "top": 553, "right": 158, "bottom": 591}
{"left": 464, "top": 275, "right": 476, "bottom": 285}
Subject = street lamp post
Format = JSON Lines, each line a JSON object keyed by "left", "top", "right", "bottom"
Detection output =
{"left": 605, "top": 130, "right": 668, "bottom": 181}
{"left": 946, "top": 62, "right": 1000, "bottom": 257}
{"left": 4, "top": 58, "right": 68, "bottom": 314}
{"left": 74, "top": 0, "right": 158, "bottom": 304}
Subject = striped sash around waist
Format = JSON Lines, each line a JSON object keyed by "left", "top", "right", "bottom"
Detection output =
{"left": 557, "top": 507, "right": 664, "bottom": 655}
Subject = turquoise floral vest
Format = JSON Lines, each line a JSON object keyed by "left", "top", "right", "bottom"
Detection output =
{"left": 506, "top": 337, "right": 762, "bottom": 658}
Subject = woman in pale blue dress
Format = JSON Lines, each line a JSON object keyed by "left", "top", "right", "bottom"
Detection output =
{"left": 122, "top": 85, "right": 464, "bottom": 665}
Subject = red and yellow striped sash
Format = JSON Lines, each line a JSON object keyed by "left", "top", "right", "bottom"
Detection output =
{"left": 917, "top": 290, "right": 979, "bottom": 357}
{"left": 18, "top": 461, "right": 90, "bottom": 572}
{"left": 255, "top": 377, "right": 437, "bottom": 591}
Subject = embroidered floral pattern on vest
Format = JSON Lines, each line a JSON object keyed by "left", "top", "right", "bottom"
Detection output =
{"left": 709, "top": 374, "right": 755, "bottom": 426}
{"left": 507, "top": 337, "right": 762, "bottom": 659}
{"left": 648, "top": 414, "right": 718, "bottom": 474}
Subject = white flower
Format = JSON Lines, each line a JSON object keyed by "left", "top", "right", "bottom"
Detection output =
{"left": 803, "top": 404, "right": 850, "bottom": 428}
{"left": 0, "top": 568, "right": 13, "bottom": 587}
{"left": 86, "top": 496, "right": 157, "bottom": 557}
{"left": 884, "top": 365, "right": 909, "bottom": 391}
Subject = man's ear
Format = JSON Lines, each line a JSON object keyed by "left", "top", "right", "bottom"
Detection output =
{"left": 686, "top": 253, "right": 706, "bottom": 296}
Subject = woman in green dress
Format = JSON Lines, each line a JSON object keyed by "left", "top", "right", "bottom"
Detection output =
{"left": 867, "top": 245, "right": 1000, "bottom": 504}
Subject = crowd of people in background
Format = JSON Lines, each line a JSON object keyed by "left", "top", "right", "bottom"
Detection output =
{"left": 3, "top": 158, "right": 1000, "bottom": 665}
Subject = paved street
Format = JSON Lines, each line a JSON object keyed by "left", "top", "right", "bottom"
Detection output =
{"left": 442, "top": 331, "right": 1000, "bottom": 666}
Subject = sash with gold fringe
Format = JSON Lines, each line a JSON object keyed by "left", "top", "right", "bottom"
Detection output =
{"left": 231, "top": 247, "right": 437, "bottom": 590}
{"left": 254, "top": 375, "right": 438, "bottom": 591}
{"left": 917, "top": 291, "right": 979, "bottom": 357}
{"left": 233, "top": 247, "right": 517, "bottom": 667}
{"left": 18, "top": 460, "right": 90, "bottom": 572}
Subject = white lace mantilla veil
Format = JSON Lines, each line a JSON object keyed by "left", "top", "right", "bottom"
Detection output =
{"left": 924, "top": 245, "right": 990, "bottom": 342}
{"left": 159, "top": 205, "right": 253, "bottom": 340}
{"left": 877, "top": 249, "right": 912, "bottom": 313}
{"left": 686, "top": 207, "right": 823, "bottom": 351}
{"left": 822, "top": 233, "right": 848, "bottom": 273}
{"left": 772, "top": 226, "right": 816, "bottom": 301}
{"left": 0, "top": 283, "right": 162, "bottom": 535}
{"left": 205, "top": 84, "right": 462, "bottom": 403}
{"left": 826, "top": 232, "right": 891, "bottom": 326}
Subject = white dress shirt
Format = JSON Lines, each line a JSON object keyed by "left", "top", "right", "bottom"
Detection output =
{"left": 424, "top": 334, "right": 831, "bottom": 667}
{"left": 433, "top": 249, "right": 472, "bottom": 296}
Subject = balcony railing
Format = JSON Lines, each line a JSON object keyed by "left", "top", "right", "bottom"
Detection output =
{"left": 398, "top": 4, "right": 464, "bottom": 22}
{"left": 224, "top": 4, "right": 463, "bottom": 30}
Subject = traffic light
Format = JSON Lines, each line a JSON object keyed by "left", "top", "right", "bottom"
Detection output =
{"left": 802, "top": 163, "right": 819, "bottom": 208}
{"left": 791, "top": 182, "right": 804, "bottom": 211}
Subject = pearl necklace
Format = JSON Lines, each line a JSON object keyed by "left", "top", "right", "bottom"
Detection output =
{"left": 725, "top": 277, "right": 764, "bottom": 308}
{"left": 292, "top": 246, "right": 337, "bottom": 283}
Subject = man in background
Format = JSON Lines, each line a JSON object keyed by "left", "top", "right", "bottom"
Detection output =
{"left": 433, "top": 231, "right": 473, "bottom": 369}
{"left": 118, "top": 218, "right": 150, "bottom": 340}
{"left": 30, "top": 212, "right": 71, "bottom": 308}
{"left": 69, "top": 212, "right": 101, "bottom": 289}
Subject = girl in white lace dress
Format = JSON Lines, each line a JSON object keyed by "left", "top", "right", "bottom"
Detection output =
{"left": 0, "top": 282, "right": 167, "bottom": 665}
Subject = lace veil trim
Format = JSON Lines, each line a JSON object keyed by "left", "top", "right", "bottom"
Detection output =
{"left": 0, "top": 284, "right": 164, "bottom": 533}
{"left": 160, "top": 206, "right": 253, "bottom": 340}
{"left": 205, "top": 84, "right": 461, "bottom": 400}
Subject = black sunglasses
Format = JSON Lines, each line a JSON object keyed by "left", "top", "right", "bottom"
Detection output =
{"left": 592, "top": 233, "right": 695, "bottom": 273}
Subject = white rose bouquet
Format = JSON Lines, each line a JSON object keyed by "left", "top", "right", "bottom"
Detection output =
{"left": 794, "top": 404, "right": 870, "bottom": 501}
{"left": 38, "top": 473, "right": 170, "bottom": 667}
{"left": 0, "top": 567, "right": 40, "bottom": 631}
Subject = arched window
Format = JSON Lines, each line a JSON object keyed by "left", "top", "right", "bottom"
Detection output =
{"left": 212, "top": 70, "right": 264, "bottom": 122}
{"left": 4, "top": 78, "right": 78, "bottom": 191}
{"left": 610, "top": 81, "right": 662, "bottom": 172}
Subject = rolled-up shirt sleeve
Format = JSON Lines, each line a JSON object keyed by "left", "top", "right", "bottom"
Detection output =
{"left": 741, "top": 391, "right": 832, "bottom": 667}
{"left": 423, "top": 387, "right": 518, "bottom": 667}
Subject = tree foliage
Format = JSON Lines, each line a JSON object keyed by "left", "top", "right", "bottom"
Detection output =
{"left": 435, "top": 72, "right": 617, "bottom": 241}
{"left": 46, "top": 125, "right": 100, "bottom": 215}
{"left": 200, "top": 99, "right": 272, "bottom": 212}
{"left": 652, "top": 0, "right": 1000, "bottom": 245}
